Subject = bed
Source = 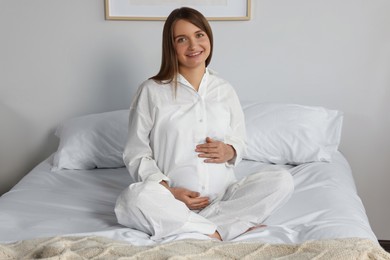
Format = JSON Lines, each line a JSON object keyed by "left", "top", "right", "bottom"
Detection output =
{"left": 0, "top": 102, "right": 389, "bottom": 259}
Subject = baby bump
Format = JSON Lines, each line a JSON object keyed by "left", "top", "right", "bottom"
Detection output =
{"left": 167, "top": 163, "right": 236, "bottom": 200}
{"left": 167, "top": 164, "right": 199, "bottom": 192}
{"left": 206, "top": 163, "right": 236, "bottom": 199}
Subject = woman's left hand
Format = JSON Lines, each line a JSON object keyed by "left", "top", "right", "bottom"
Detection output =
{"left": 195, "top": 137, "right": 235, "bottom": 163}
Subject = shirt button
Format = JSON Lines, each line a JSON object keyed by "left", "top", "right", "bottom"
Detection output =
{"left": 199, "top": 119, "right": 203, "bottom": 122}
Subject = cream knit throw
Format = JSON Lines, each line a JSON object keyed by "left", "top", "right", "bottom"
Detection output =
{"left": 1, "top": 236, "right": 389, "bottom": 259}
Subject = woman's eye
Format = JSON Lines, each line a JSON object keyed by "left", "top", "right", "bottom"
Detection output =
{"left": 196, "top": 33, "right": 205, "bottom": 38}
{"left": 176, "top": 37, "right": 186, "bottom": 43}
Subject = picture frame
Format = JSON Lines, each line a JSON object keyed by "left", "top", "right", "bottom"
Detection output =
{"left": 105, "top": 0, "right": 251, "bottom": 21}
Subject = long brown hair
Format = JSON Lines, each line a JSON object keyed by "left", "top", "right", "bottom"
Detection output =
{"left": 150, "top": 7, "right": 214, "bottom": 84}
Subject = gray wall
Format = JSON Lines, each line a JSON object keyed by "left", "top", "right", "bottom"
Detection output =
{"left": 1, "top": 1, "right": 389, "bottom": 239}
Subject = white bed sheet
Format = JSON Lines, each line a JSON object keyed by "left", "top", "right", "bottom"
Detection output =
{"left": 0, "top": 152, "right": 377, "bottom": 245}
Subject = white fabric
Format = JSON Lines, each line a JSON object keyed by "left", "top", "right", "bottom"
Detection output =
{"left": 52, "top": 110, "right": 128, "bottom": 170}
{"left": 50, "top": 101, "right": 342, "bottom": 171}
{"left": 115, "top": 170, "right": 294, "bottom": 241}
{"left": 242, "top": 102, "right": 343, "bottom": 165}
{"left": 0, "top": 152, "right": 377, "bottom": 244}
{"left": 123, "top": 69, "right": 246, "bottom": 200}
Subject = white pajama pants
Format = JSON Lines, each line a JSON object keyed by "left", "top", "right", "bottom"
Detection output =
{"left": 115, "top": 170, "right": 294, "bottom": 241}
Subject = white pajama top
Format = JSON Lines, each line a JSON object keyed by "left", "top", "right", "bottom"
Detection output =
{"left": 123, "top": 69, "right": 246, "bottom": 200}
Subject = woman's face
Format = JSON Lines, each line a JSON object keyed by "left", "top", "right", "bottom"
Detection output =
{"left": 173, "top": 19, "right": 211, "bottom": 72}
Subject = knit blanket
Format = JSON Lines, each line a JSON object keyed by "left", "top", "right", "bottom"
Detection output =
{"left": 1, "top": 236, "right": 389, "bottom": 259}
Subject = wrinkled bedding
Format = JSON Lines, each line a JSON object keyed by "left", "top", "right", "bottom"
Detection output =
{"left": 0, "top": 152, "right": 377, "bottom": 248}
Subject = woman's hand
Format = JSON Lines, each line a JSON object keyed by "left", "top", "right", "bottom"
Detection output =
{"left": 160, "top": 181, "right": 209, "bottom": 210}
{"left": 195, "top": 137, "right": 236, "bottom": 163}
{"left": 170, "top": 187, "right": 210, "bottom": 210}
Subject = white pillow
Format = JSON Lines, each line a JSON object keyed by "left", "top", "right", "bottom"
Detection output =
{"left": 52, "top": 110, "right": 129, "bottom": 171}
{"left": 242, "top": 102, "right": 343, "bottom": 165}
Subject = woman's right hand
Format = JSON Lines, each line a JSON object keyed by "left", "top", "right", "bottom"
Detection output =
{"left": 160, "top": 181, "right": 209, "bottom": 210}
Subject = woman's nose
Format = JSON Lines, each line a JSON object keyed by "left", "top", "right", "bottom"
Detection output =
{"left": 188, "top": 39, "right": 196, "bottom": 49}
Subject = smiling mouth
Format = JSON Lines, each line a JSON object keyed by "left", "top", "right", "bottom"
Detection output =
{"left": 186, "top": 51, "right": 202, "bottom": 57}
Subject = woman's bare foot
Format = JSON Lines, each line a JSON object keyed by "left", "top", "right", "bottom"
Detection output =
{"left": 208, "top": 225, "right": 266, "bottom": 241}
{"left": 245, "top": 224, "right": 267, "bottom": 233}
{"left": 208, "top": 231, "right": 222, "bottom": 241}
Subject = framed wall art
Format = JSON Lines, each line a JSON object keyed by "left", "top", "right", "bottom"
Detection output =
{"left": 105, "top": 0, "right": 251, "bottom": 21}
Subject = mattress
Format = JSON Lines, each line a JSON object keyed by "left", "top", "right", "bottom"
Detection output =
{"left": 0, "top": 151, "right": 377, "bottom": 245}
